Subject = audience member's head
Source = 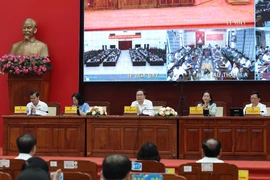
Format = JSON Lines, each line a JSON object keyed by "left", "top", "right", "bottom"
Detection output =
{"left": 102, "top": 154, "right": 131, "bottom": 180}
{"left": 137, "top": 142, "right": 160, "bottom": 162}
{"left": 17, "top": 168, "right": 50, "bottom": 180}
{"left": 21, "top": 157, "right": 49, "bottom": 172}
{"left": 202, "top": 138, "right": 222, "bottom": 158}
{"left": 16, "top": 133, "right": 36, "bottom": 156}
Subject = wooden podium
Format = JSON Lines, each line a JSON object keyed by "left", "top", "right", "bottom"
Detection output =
{"left": 8, "top": 72, "right": 51, "bottom": 114}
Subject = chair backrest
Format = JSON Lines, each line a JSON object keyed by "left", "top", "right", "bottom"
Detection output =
{"left": 47, "top": 102, "right": 60, "bottom": 115}
{"left": 152, "top": 101, "right": 167, "bottom": 107}
{"left": 86, "top": 101, "right": 110, "bottom": 115}
{"left": 48, "top": 160, "right": 98, "bottom": 180}
{"left": 178, "top": 163, "right": 238, "bottom": 180}
{"left": 0, "top": 159, "right": 25, "bottom": 180}
{"left": 62, "top": 172, "right": 91, "bottom": 180}
{"left": 152, "top": 101, "right": 167, "bottom": 113}
{"left": 132, "top": 160, "right": 166, "bottom": 173}
{"left": 0, "top": 172, "right": 12, "bottom": 180}
{"left": 267, "top": 107, "right": 270, "bottom": 116}
{"left": 194, "top": 101, "right": 227, "bottom": 116}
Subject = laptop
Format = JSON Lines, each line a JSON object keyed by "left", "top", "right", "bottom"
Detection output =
{"left": 230, "top": 107, "right": 244, "bottom": 116}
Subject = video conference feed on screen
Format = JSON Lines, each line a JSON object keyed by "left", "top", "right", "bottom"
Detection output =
{"left": 82, "top": 28, "right": 267, "bottom": 82}
{"left": 256, "top": 28, "right": 270, "bottom": 80}
{"left": 83, "top": 0, "right": 269, "bottom": 82}
{"left": 256, "top": 0, "right": 270, "bottom": 27}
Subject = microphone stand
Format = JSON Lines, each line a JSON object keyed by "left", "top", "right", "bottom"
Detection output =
{"left": 174, "top": 80, "right": 188, "bottom": 116}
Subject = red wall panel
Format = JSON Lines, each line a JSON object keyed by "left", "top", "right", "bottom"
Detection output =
{"left": 0, "top": 0, "right": 80, "bottom": 146}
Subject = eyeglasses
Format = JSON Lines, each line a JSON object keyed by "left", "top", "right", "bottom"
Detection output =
{"left": 136, "top": 94, "right": 144, "bottom": 96}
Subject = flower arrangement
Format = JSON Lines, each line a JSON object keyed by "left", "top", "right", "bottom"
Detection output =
{"left": 156, "top": 106, "right": 178, "bottom": 117}
{"left": 0, "top": 54, "right": 52, "bottom": 76}
{"left": 86, "top": 106, "right": 107, "bottom": 116}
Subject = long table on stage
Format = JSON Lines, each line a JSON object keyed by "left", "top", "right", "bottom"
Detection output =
{"left": 2, "top": 115, "right": 270, "bottom": 160}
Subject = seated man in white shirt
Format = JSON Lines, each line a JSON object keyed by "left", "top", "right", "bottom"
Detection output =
{"left": 243, "top": 91, "right": 267, "bottom": 116}
{"left": 15, "top": 133, "right": 36, "bottom": 160}
{"left": 196, "top": 138, "right": 224, "bottom": 163}
{"left": 131, "top": 89, "right": 154, "bottom": 116}
{"left": 102, "top": 154, "right": 131, "bottom": 180}
{"left": 26, "top": 91, "right": 48, "bottom": 116}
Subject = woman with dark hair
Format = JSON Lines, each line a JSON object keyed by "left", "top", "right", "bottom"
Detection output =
{"left": 197, "top": 91, "right": 217, "bottom": 116}
{"left": 20, "top": 157, "right": 62, "bottom": 180}
{"left": 137, "top": 142, "right": 160, "bottom": 162}
{"left": 72, "top": 92, "right": 90, "bottom": 116}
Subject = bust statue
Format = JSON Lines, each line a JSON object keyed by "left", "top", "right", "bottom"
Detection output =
{"left": 9, "top": 18, "right": 49, "bottom": 56}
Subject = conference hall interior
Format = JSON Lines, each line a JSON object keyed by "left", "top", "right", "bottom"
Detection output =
{"left": 166, "top": 28, "right": 255, "bottom": 81}
{"left": 83, "top": 30, "right": 167, "bottom": 81}
{"left": 84, "top": 0, "right": 254, "bottom": 30}
{"left": 256, "top": 0, "right": 270, "bottom": 27}
{"left": 256, "top": 28, "right": 270, "bottom": 80}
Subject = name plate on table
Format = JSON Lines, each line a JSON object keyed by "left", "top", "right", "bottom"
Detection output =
{"left": 189, "top": 107, "right": 203, "bottom": 115}
{"left": 124, "top": 106, "right": 137, "bottom": 114}
{"left": 246, "top": 107, "right": 260, "bottom": 115}
{"left": 64, "top": 106, "right": 77, "bottom": 114}
{"left": 14, "top": 106, "right": 26, "bottom": 113}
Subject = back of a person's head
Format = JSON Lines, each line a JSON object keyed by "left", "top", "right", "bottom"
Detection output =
{"left": 102, "top": 154, "right": 131, "bottom": 180}
{"left": 17, "top": 168, "right": 50, "bottom": 180}
{"left": 202, "top": 138, "right": 222, "bottom": 158}
{"left": 137, "top": 142, "right": 160, "bottom": 162}
{"left": 21, "top": 157, "right": 49, "bottom": 172}
{"left": 16, "top": 133, "right": 36, "bottom": 154}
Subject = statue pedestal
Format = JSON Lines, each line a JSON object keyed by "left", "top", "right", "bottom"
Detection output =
{"left": 8, "top": 72, "right": 51, "bottom": 114}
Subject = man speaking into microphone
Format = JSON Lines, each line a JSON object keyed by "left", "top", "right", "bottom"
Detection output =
{"left": 26, "top": 91, "right": 48, "bottom": 116}
{"left": 131, "top": 89, "right": 154, "bottom": 116}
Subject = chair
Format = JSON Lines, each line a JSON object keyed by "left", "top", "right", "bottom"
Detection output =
{"left": 62, "top": 172, "right": 91, "bottom": 180}
{"left": 0, "top": 159, "right": 25, "bottom": 180}
{"left": 47, "top": 102, "right": 60, "bottom": 116}
{"left": 132, "top": 160, "right": 166, "bottom": 173}
{"left": 86, "top": 101, "right": 110, "bottom": 115}
{"left": 178, "top": 163, "right": 238, "bottom": 180}
{"left": 194, "top": 101, "right": 227, "bottom": 116}
{"left": 152, "top": 101, "right": 167, "bottom": 113}
{"left": 0, "top": 172, "right": 12, "bottom": 180}
{"left": 48, "top": 160, "right": 98, "bottom": 180}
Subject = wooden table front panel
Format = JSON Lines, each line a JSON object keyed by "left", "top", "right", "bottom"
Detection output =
{"left": 179, "top": 117, "right": 270, "bottom": 160}
{"left": 3, "top": 116, "right": 85, "bottom": 156}
{"left": 87, "top": 116, "right": 177, "bottom": 158}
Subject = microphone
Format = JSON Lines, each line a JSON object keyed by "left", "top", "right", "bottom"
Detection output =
{"left": 139, "top": 108, "right": 155, "bottom": 116}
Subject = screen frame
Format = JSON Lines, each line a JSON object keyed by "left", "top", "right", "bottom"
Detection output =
{"left": 79, "top": 1, "right": 269, "bottom": 83}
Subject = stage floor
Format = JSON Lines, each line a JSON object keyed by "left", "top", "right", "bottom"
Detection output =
{"left": 1, "top": 154, "right": 269, "bottom": 180}
{"left": 84, "top": 0, "right": 254, "bottom": 30}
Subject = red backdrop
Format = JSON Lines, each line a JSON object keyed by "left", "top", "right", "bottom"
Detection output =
{"left": 0, "top": 0, "right": 80, "bottom": 146}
